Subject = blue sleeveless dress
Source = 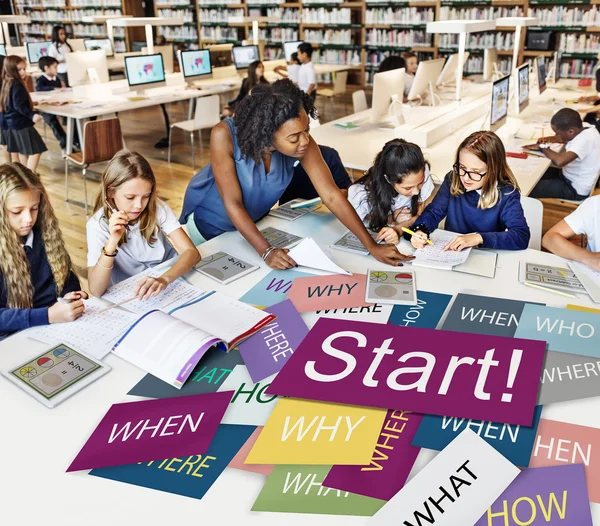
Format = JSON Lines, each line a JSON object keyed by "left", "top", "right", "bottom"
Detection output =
{"left": 180, "top": 118, "right": 297, "bottom": 240}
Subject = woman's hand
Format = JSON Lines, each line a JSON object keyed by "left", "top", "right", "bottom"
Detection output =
{"left": 48, "top": 299, "right": 85, "bottom": 323}
{"left": 376, "top": 227, "right": 399, "bottom": 245}
{"left": 444, "top": 233, "right": 483, "bottom": 252}
{"left": 370, "top": 244, "right": 414, "bottom": 266}
{"left": 134, "top": 276, "right": 169, "bottom": 300}
{"left": 62, "top": 291, "right": 89, "bottom": 302}
{"left": 265, "top": 248, "right": 297, "bottom": 270}
{"left": 108, "top": 210, "right": 129, "bottom": 244}
{"left": 410, "top": 230, "right": 430, "bottom": 249}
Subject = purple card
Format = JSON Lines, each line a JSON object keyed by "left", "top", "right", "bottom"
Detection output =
{"left": 475, "top": 464, "right": 592, "bottom": 525}
{"left": 267, "top": 319, "right": 546, "bottom": 426}
{"left": 323, "top": 409, "right": 422, "bottom": 501}
{"left": 67, "top": 391, "right": 232, "bottom": 472}
{"left": 238, "top": 299, "right": 308, "bottom": 383}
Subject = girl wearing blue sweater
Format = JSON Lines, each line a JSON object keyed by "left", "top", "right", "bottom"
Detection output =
{"left": 409, "top": 131, "right": 530, "bottom": 251}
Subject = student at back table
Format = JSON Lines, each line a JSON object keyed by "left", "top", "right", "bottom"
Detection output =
{"left": 528, "top": 108, "right": 600, "bottom": 201}
{"left": 297, "top": 43, "right": 317, "bottom": 101}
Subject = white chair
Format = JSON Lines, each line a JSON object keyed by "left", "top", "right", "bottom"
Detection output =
{"left": 352, "top": 89, "right": 368, "bottom": 113}
{"left": 168, "top": 95, "right": 221, "bottom": 172}
{"left": 317, "top": 71, "right": 348, "bottom": 118}
{"left": 521, "top": 195, "right": 543, "bottom": 250}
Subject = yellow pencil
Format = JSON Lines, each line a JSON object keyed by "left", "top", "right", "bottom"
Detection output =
{"left": 401, "top": 227, "right": 433, "bottom": 246}
{"left": 524, "top": 281, "right": 577, "bottom": 299}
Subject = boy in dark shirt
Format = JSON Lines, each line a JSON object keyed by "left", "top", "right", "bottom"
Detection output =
{"left": 35, "top": 56, "right": 80, "bottom": 151}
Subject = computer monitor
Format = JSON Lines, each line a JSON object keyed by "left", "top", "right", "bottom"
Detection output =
{"left": 180, "top": 49, "right": 212, "bottom": 81}
{"left": 483, "top": 48, "right": 498, "bottom": 82}
{"left": 0, "top": 44, "right": 5, "bottom": 56}
{"left": 283, "top": 40, "right": 303, "bottom": 62}
{"left": 491, "top": 74, "right": 510, "bottom": 132}
{"left": 232, "top": 45, "right": 260, "bottom": 70}
{"left": 26, "top": 41, "right": 51, "bottom": 65}
{"left": 84, "top": 38, "right": 114, "bottom": 57}
{"left": 437, "top": 52, "right": 470, "bottom": 86}
{"left": 124, "top": 53, "right": 166, "bottom": 92}
{"left": 371, "top": 68, "right": 405, "bottom": 126}
{"left": 65, "top": 50, "right": 109, "bottom": 86}
{"left": 407, "top": 58, "right": 445, "bottom": 102}
{"left": 516, "top": 63, "right": 529, "bottom": 114}
{"left": 536, "top": 56, "right": 546, "bottom": 95}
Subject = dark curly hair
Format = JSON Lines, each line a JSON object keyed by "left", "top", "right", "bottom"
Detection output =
{"left": 354, "top": 139, "right": 428, "bottom": 232}
{"left": 233, "top": 79, "right": 318, "bottom": 163}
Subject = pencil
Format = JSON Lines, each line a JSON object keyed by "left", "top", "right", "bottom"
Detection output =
{"left": 524, "top": 281, "right": 577, "bottom": 298}
{"left": 401, "top": 227, "right": 433, "bottom": 246}
{"left": 97, "top": 295, "right": 138, "bottom": 314}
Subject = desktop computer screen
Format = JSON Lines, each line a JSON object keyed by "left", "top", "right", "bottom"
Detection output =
{"left": 283, "top": 41, "right": 303, "bottom": 62}
{"left": 491, "top": 74, "right": 510, "bottom": 132}
{"left": 536, "top": 56, "right": 547, "bottom": 95}
{"left": 180, "top": 49, "right": 212, "bottom": 80}
{"left": 0, "top": 44, "right": 5, "bottom": 56}
{"left": 84, "top": 38, "right": 114, "bottom": 57}
{"left": 407, "top": 58, "right": 445, "bottom": 102}
{"left": 517, "top": 63, "right": 529, "bottom": 114}
{"left": 124, "top": 54, "right": 166, "bottom": 88}
{"left": 483, "top": 48, "right": 498, "bottom": 82}
{"left": 26, "top": 41, "right": 51, "bottom": 65}
{"left": 371, "top": 68, "right": 405, "bottom": 125}
{"left": 437, "top": 52, "right": 470, "bottom": 86}
{"left": 232, "top": 45, "right": 260, "bottom": 70}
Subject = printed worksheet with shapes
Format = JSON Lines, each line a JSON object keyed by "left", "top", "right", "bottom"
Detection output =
{"left": 102, "top": 267, "right": 206, "bottom": 315}
{"left": 412, "top": 230, "right": 471, "bottom": 270}
{"left": 27, "top": 298, "right": 138, "bottom": 359}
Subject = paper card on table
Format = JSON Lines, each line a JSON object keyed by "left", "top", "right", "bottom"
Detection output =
{"left": 322, "top": 410, "right": 422, "bottom": 501}
{"left": 474, "top": 464, "right": 593, "bottom": 526}
{"left": 89, "top": 424, "right": 255, "bottom": 501}
{"left": 372, "top": 429, "right": 520, "bottom": 526}
{"left": 515, "top": 304, "right": 600, "bottom": 358}
{"left": 251, "top": 465, "right": 386, "bottom": 515}
{"left": 192, "top": 251, "right": 258, "bottom": 285}
{"left": 412, "top": 406, "right": 543, "bottom": 468}
{"left": 442, "top": 293, "right": 541, "bottom": 337}
{"left": 287, "top": 274, "right": 371, "bottom": 313}
{"left": 519, "top": 261, "right": 587, "bottom": 294}
{"left": 537, "top": 350, "right": 600, "bottom": 405}
{"left": 127, "top": 347, "right": 243, "bottom": 399}
{"left": 245, "top": 398, "right": 387, "bottom": 465}
{"left": 267, "top": 319, "right": 546, "bottom": 426}
{"left": 529, "top": 419, "right": 600, "bottom": 503}
{"left": 388, "top": 290, "right": 453, "bottom": 329}
{"left": 301, "top": 303, "right": 392, "bottom": 329}
{"left": 567, "top": 304, "right": 600, "bottom": 314}
{"left": 238, "top": 269, "right": 314, "bottom": 308}
{"left": 288, "top": 238, "right": 351, "bottom": 275}
{"left": 238, "top": 299, "right": 308, "bottom": 383}
{"left": 67, "top": 391, "right": 232, "bottom": 472}
{"left": 228, "top": 426, "right": 273, "bottom": 475}
{"left": 260, "top": 226, "right": 303, "bottom": 249}
{"left": 365, "top": 270, "right": 417, "bottom": 306}
{"left": 217, "top": 365, "right": 278, "bottom": 425}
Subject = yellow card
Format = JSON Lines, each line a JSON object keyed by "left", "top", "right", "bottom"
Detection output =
{"left": 245, "top": 398, "right": 387, "bottom": 465}
{"left": 567, "top": 304, "right": 600, "bottom": 314}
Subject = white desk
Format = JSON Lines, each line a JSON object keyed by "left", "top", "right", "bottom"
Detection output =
{"left": 1, "top": 210, "right": 600, "bottom": 524}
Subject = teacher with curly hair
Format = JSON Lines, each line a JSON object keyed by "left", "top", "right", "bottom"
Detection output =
{"left": 180, "top": 79, "right": 408, "bottom": 270}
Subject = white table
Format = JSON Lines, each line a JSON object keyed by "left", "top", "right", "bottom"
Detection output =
{"left": 1, "top": 210, "right": 600, "bottom": 524}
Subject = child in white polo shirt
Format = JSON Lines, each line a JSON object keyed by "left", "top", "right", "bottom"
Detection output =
{"left": 542, "top": 194, "right": 600, "bottom": 272}
{"left": 297, "top": 42, "right": 317, "bottom": 101}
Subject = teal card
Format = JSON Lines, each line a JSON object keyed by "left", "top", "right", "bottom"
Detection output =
{"left": 239, "top": 269, "right": 313, "bottom": 307}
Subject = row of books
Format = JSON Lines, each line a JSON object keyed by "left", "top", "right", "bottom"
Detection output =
{"left": 365, "top": 7, "right": 435, "bottom": 25}
{"left": 438, "top": 31, "right": 514, "bottom": 51}
{"left": 559, "top": 33, "right": 600, "bottom": 55}
{"left": 527, "top": 6, "right": 600, "bottom": 27}
{"left": 438, "top": 6, "right": 524, "bottom": 21}
{"left": 198, "top": 8, "right": 245, "bottom": 23}
{"left": 366, "top": 29, "right": 433, "bottom": 48}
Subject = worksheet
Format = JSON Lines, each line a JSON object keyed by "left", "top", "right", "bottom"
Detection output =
{"left": 519, "top": 261, "right": 586, "bottom": 293}
{"left": 193, "top": 252, "right": 258, "bottom": 285}
{"left": 411, "top": 230, "right": 471, "bottom": 270}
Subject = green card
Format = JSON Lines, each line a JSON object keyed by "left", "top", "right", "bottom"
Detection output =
{"left": 251, "top": 465, "right": 385, "bottom": 516}
{"left": 334, "top": 122, "right": 359, "bottom": 129}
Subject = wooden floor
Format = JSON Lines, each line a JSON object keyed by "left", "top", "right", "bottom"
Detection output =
{"left": 35, "top": 92, "right": 585, "bottom": 291}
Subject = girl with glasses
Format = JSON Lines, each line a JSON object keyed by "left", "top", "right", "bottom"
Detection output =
{"left": 348, "top": 138, "right": 434, "bottom": 244}
{"left": 408, "top": 131, "right": 530, "bottom": 252}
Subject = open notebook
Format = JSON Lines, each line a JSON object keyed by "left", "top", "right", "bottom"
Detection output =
{"left": 112, "top": 291, "right": 276, "bottom": 388}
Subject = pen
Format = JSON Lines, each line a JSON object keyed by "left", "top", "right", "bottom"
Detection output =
{"left": 401, "top": 227, "right": 433, "bottom": 246}
{"left": 524, "top": 281, "right": 577, "bottom": 298}
{"left": 97, "top": 295, "right": 138, "bottom": 314}
{"left": 106, "top": 201, "right": 130, "bottom": 231}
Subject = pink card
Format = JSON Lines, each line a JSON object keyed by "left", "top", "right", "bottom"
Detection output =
{"left": 228, "top": 426, "right": 273, "bottom": 476}
{"left": 287, "top": 274, "right": 371, "bottom": 313}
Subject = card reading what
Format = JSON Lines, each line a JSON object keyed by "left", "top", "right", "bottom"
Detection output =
{"left": 366, "top": 269, "right": 417, "bottom": 306}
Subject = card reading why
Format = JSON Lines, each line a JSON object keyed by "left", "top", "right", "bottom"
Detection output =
{"left": 366, "top": 269, "right": 417, "bottom": 306}
{"left": 193, "top": 251, "right": 258, "bottom": 285}
{"left": 372, "top": 429, "right": 520, "bottom": 526}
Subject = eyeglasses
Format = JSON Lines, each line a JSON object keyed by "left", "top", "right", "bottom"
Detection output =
{"left": 453, "top": 163, "right": 487, "bottom": 182}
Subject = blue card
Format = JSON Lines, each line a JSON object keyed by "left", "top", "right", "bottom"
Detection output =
{"left": 515, "top": 304, "right": 600, "bottom": 358}
{"left": 89, "top": 424, "right": 255, "bottom": 499}
{"left": 239, "top": 269, "right": 313, "bottom": 307}
{"left": 388, "top": 290, "right": 453, "bottom": 329}
{"left": 411, "top": 406, "right": 543, "bottom": 467}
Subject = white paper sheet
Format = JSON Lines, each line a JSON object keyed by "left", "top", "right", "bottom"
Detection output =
{"left": 288, "top": 237, "right": 351, "bottom": 275}
{"left": 412, "top": 230, "right": 472, "bottom": 270}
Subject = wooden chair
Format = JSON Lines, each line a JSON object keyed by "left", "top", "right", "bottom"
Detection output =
{"left": 317, "top": 71, "right": 348, "bottom": 118}
{"left": 64, "top": 118, "right": 125, "bottom": 215}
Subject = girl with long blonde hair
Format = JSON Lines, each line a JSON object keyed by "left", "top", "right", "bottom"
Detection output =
{"left": 408, "top": 131, "right": 530, "bottom": 251}
{"left": 0, "top": 163, "right": 86, "bottom": 340}
{"left": 87, "top": 150, "right": 200, "bottom": 298}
